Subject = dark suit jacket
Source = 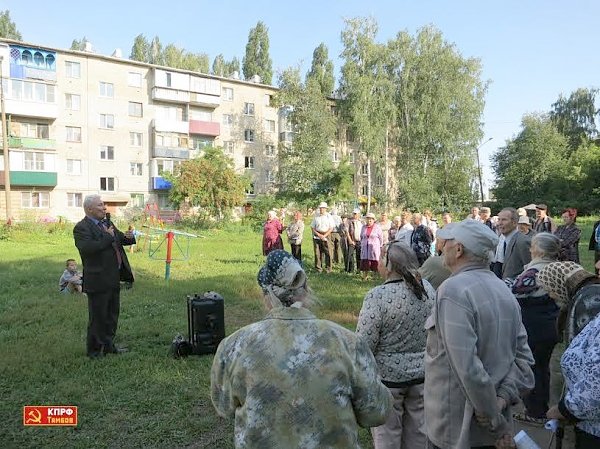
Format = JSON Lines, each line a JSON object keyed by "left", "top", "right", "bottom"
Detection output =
{"left": 502, "top": 231, "right": 532, "bottom": 280}
{"left": 73, "top": 216, "right": 135, "bottom": 293}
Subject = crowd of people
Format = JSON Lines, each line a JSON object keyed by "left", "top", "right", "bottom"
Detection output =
{"left": 230, "top": 201, "right": 600, "bottom": 448}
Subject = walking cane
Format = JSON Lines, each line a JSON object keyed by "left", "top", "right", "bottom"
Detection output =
{"left": 555, "top": 424, "right": 564, "bottom": 449}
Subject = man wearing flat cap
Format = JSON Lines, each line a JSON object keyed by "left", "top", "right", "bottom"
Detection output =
{"left": 424, "top": 220, "right": 534, "bottom": 449}
{"left": 533, "top": 204, "right": 556, "bottom": 234}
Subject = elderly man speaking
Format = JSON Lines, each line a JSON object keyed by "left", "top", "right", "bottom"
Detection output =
{"left": 424, "top": 220, "right": 534, "bottom": 449}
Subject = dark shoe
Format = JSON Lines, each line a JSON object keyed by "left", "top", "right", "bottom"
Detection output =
{"left": 88, "top": 351, "right": 105, "bottom": 359}
{"left": 105, "top": 346, "right": 129, "bottom": 354}
{"left": 513, "top": 412, "right": 546, "bottom": 426}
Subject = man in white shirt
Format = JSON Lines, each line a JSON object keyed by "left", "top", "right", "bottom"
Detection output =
{"left": 311, "top": 202, "right": 335, "bottom": 273}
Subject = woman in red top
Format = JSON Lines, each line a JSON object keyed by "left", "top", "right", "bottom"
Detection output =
{"left": 262, "top": 210, "right": 284, "bottom": 256}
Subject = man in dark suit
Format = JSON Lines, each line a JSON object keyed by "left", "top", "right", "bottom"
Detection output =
{"left": 497, "top": 207, "right": 531, "bottom": 280}
{"left": 74, "top": 195, "right": 135, "bottom": 358}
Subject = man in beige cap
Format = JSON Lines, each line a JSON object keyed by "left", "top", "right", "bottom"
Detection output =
{"left": 310, "top": 202, "right": 334, "bottom": 273}
{"left": 424, "top": 220, "right": 534, "bottom": 449}
{"left": 517, "top": 215, "right": 535, "bottom": 237}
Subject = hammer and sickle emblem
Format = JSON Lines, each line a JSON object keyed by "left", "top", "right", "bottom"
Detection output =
{"left": 26, "top": 409, "right": 42, "bottom": 424}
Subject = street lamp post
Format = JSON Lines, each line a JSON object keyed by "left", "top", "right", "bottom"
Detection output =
{"left": 0, "top": 55, "right": 11, "bottom": 222}
{"left": 476, "top": 137, "right": 493, "bottom": 205}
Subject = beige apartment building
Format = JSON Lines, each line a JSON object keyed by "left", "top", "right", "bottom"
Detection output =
{"left": 0, "top": 39, "right": 290, "bottom": 222}
{"left": 0, "top": 39, "right": 391, "bottom": 223}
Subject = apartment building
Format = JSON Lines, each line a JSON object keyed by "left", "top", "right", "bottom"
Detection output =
{"left": 0, "top": 39, "right": 285, "bottom": 222}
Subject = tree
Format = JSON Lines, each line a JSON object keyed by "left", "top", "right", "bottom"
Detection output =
{"left": 0, "top": 10, "right": 21, "bottom": 40}
{"left": 130, "top": 34, "right": 150, "bottom": 61}
{"left": 70, "top": 37, "right": 89, "bottom": 51}
{"left": 492, "top": 114, "right": 569, "bottom": 208}
{"left": 227, "top": 57, "right": 241, "bottom": 77}
{"left": 165, "top": 147, "right": 248, "bottom": 218}
{"left": 212, "top": 54, "right": 226, "bottom": 76}
{"left": 242, "top": 21, "right": 273, "bottom": 84}
{"left": 149, "top": 36, "right": 163, "bottom": 65}
{"left": 275, "top": 67, "right": 340, "bottom": 203}
{"left": 339, "top": 18, "right": 396, "bottom": 212}
{"left": 163, "top": 44, "right": 184, "bottom": 68}
{"left": 388, "top": 25, "right": 487, "bottom": 210}
{"left": 550, "top": 87, "right": 599, "bottom": 152}
{"left": 306, "top": 43, "right": 335, "bottom": 96}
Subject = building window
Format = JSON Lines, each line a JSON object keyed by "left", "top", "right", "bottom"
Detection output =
{"left": 222, "top": 87, "right": 233, "bottom": 101}
{"left": 99, "top": 114, "right": 115, "bottom": 129}
{"left": 157, "top": 159, "right": 181, "bottom": 175}
{"left": 332, "top": 150, "right": 339, "bottom": 162}
{"left": 265, "top": 170, "right": 275, "bottom": 183}
{"left": 264, "top": 94, "right": 273, "bottom": 106}
{"left": 375, "top": 174, "right": 384, "bottom": 187}
{"left": 67, "top": 192, "right": 83, "bottom": 207}
{"left": 264, "top": 119, "right": 275, "bottom": 132}
{"left": 11, "top": 80, "right": 55, "bottom": 103}
{"left": 99, "top": 82, "right": 114, "bottom": 98}
{"left": 244, "top": 102, "right": 255, "bottom": 116}
{"left": 222, "top": 114, "right": 233, "bottom": 126}
{"left": 20, "top": 123, "right": 49, "bottom": 139}
{"left": 130, "top": 193, "right": 144, "bottom": 207}
{"left": 23, "top": 152, "right": 45, "bottom": 171}
{"left": 65, "top": 61, "right": 81, "bottom": 78}
{"left": 100, "top": 177, "right": 115, "bottom": 192}
{"left": 100, "top": 145, "right": 115, "bottom": 160}
{"left": 223, "top": 141, "right": 234, "bottom": 155}
{"left": 66, "top": 159, "right": 82, "bottom": 175}
{"left": 130, "top": 162, "right": 143, "bottom": 176}
{"left": 191, "top": 136, "right": 212, "bottom": 150}
{"left": 361, "top": 184, "right": 368, "bottom": 195}
{"left": 245, "top": 183, "right": 255, "bottom": 195}
{"left": 128, "top": 102, "right": 143, "bottom": 117}
{"left": 360, "top": 164, "right": 368, "bottom": 175}
{"left": 65, "top": 126, "right": 82, "bottom": 142}
{"left": 128, "top": 72, "right": 142, "bottom": 87}
{"left": 244, "top": 156, "right": 255, "bottom": 169}
{"left": 65, "top": 93, "right": 80, "bottom": 111}
{"left": 166, "top": 72, "right": 172, "bottom": 87}
{"left": 129, "top": 132, "right": 143, "bottom": 147}
{"left": 265, "top": 144, "right": 275, "bottom": 156}
{"left": 244, "top": 129, "right": 255, "bottom": 142}
{"left": 349, "top": 150, "right": 355, "bottom": 163}
{"left": 21, "top": 192, "right": 49, "bottom": 208}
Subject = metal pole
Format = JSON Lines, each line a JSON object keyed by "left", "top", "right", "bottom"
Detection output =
{"left": 476, "top": 137, "right": 493, "bottom": 206}
{"left": 0, "top": 56, "right": 11, "bottom": 222}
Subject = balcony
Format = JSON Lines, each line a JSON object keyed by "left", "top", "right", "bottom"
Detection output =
{"left": 152, "top": 146, "right": 190, "bottom": 160}
{"left": 9, "top": 137, "right": 56, "bottom": 150}
{"left": 189, "top": 120, "right": 220, "bottom": 137}
{"left": 152, "top": 176, "right": 172, "bottom": 190}
{"left": 0, "top": 170, "right": 58, "bottom": 187}
{"left": 190, "top": 92, "right": 221, "bottom": 108}
{"left": 11, "top": 64, "right": 57, "bottom": 82}
{"left": 5, "top": 98, "right": 58, "bottom": 119}
{"left": 151, "top": 87, "right": 190, "bottom": 104}
{"left": 153, "top": 118, "right": 189, "bottom": 134}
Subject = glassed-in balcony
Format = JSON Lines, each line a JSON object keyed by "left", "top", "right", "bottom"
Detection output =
{"left": 189, "top": 120, "right": 220, "bottom": 137}
{"left": 9, "top": 137, "right": 56, "bottom": 150}
{"left": 2, "top": 170, "right": 58, "bottom": 187}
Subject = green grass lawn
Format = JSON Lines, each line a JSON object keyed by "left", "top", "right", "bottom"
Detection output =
{"left": 0, "top": 217, "right": 597, "bottom": 448}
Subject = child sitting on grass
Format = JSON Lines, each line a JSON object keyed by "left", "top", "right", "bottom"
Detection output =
{"left": 58, "top": 259, "right": 83, "bottom": 294}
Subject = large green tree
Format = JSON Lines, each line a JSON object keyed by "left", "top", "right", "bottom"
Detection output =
{"left": 130, "top": 34, "right": 150, "bottom": 61}
{"left": 275, "top": 67, "right": 342, "bottom": 203}
{"left": 165, "top": 147, "right": 248, "bottom": 218}
{"left": 339, "top": 18, "right": 396, "bottom": 212}
{"left": 492, "top": 114, "right": 569, "bottom": 208}
{"left": 0, "top": 10, "right": 21, "bottom": 40}
{"left": 306, "top": 43, "right": 335, "bottom": 96}
{"left": 388, "top": 25, "right": 487, "bottom": 210}
{"left": 242, "top": 21, "right": 273, "bottom": 84}
{"left": 550, "top": 87, "right": 599, "bottom": 153}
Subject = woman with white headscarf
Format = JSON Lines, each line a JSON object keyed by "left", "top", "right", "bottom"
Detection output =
{"left": 211, "top": 250, "right": 392, "bottom": 449}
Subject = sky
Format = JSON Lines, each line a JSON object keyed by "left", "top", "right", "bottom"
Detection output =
{"left": 3, "top": 0, "right": 600, "bottom": 193}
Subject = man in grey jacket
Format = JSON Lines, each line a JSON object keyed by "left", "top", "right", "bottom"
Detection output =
{"left": 498, "top": 207, "right": 532, "bottom": 280}
{"left": 424, "top": 220, "right": 534, "bottom": 449}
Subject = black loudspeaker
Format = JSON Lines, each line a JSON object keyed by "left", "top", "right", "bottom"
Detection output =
{"left": 187, "top": 291, "right": 225, "bottom": 355}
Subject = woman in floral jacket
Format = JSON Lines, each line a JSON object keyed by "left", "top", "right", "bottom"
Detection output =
{"left": 554, "top": 208, "right": 581, "bottom": 263}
